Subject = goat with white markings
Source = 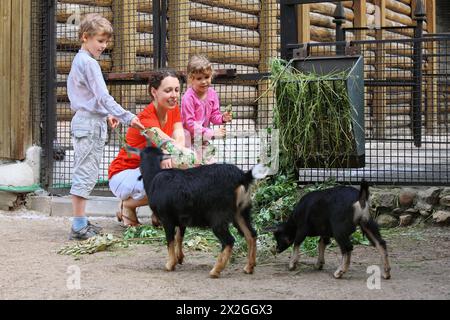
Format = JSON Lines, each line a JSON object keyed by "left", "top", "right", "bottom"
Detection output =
{"left": 267, "top": 180, "right": 391, "bottom": 279}
{"left": 126, "top": 141, "right": 269, "bottom": 278}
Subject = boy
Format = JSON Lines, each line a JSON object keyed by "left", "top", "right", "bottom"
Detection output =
{"left": 67, "top": 13, "right": 144, "bottom": 240}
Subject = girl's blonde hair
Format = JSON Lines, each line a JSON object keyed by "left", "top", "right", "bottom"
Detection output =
{"left": 78, "top": 13, "right": 113, "bottom": 42}
{"left": 187, "top": 55, "right": 213, "bottom": 78}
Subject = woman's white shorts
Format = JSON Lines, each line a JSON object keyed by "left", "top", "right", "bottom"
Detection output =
{"left": 109, "top": 167, "right": 146, "bottom": 201}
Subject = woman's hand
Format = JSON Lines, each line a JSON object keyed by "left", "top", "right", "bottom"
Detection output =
{"left": 160, "top": 158, "right": 172, "bottom": 169}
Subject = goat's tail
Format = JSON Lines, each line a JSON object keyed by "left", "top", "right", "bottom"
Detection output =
{"left": 359, "top": 179, "right": 369, "bottom": 208}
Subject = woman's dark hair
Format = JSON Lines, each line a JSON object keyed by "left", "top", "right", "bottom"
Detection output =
{"left": 148, "top": 69, "right": 179, "bottom": 100}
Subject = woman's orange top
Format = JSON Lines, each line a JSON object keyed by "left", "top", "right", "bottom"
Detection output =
{"left": 108, "top": 102, "right": 181, "bottom": 179}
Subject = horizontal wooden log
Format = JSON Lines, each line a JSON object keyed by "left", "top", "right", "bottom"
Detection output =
{"left": 58, "top": 0, "right": 111, "bottom": 7}
{"left": 56, "top": 23, "right": 114, "bottom": 49}
{"left": 310, "top": 26, "right": 335, "bottom": 42}
{"left": 365, "top": 52, "right": 414, "bottom": 68}
{"left": 57, "top": 3, "right": 113, "bottom": 23}
{"left": 219, "top": 105, "right": 256, "bottom": 119}
{"left": 137, "top": 0, "right": 152, "bottom": 14}
{"left": 192, "top": 0, "right": 260, "bottom": 15}
{"left": 309, "top": 3, "right": 354, "bottom": 21}
{"left": 57, "top": 103, "right": 74, "bottom": 121}
{"left": 136, "top": 56, "right": 153, "bottom": 72}
{"left": 397, "top": 0, "right": 412, "bottom": 5}
{"left": 189, "top": 40, "right": 259, "bottom": 65}
{"left": 386, "top": 0, "right": 412, "bottom": 16}
{"left": 310, "top": 12, "right": 353, "bottom": 29}
{"left": 137, "top": 12, "right": 153, "bottom": 33}
{"left": 385, "top": 19, "right": 415, "bottom": 36}
{"left": 190, "top": 2, "right": 258, "bottom": 30}
{"left": 211, "top": 63, "right": 258, "bottom": 74}
{"left": 136, "top": 33, "right": 153, "bottom": 56}
{"left": 56, "top": 52, "right": 112, "bottom": 74}
{"left": 189, "top": 21, "right": 260, "bottom": 48}
{"left": 386, "top": 8, "right": 413, "bottom": 25}
{"left": 366, "top": 2, "right": 376, "bottom": 14}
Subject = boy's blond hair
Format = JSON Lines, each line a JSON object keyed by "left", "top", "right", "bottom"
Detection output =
{"left": 78, "top": 13, "right": 113, "bottom": 43}
{"left": 187, "top": 55, "right": 213, "bottom": 78}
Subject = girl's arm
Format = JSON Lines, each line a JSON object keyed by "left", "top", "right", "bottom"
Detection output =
{"left": 182, "top": 94, "right": 214, "bottom": 140}
{"left": 209, "top": 91, "right": 225, "bottom": 125}
{"left": 172, "top": 122, "right": 186, "bottom": 149}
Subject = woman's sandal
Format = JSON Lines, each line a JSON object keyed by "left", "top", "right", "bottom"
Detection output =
{"left": 116, "top": 201, "right": 141, "bottom": 227}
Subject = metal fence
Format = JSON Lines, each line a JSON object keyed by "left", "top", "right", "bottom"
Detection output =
{"left": 31, "top": 0, "right": 450, "bottom": 194}
{"left": 290, "top": 28, "right": 450, "bottom": 185}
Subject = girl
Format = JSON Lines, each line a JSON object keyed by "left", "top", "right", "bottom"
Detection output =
{"left": 181, "top": 55, "right": 232, "bottom": 162}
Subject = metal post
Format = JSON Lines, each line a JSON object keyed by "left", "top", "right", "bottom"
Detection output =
{"left": 152, "top": 0, "right": 161, "bottom": 69}
{"left": 412, "top": 0, "right": 426, "bottom": 147}
{"left": 280, "top": 0, "right": 299, "bottom": 60}
{"left": 42, "top": 0, "right": 56, "bottom": 189}
{"left": 333, "top": 2, "right": 346, "bottom": 55}
{"left": 160, "top": 0, "right": 167, "bottom": 67}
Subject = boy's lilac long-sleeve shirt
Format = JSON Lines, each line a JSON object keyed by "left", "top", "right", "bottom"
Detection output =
{"left": 181, "top": 87, "right": 224, "bottom": 141}
{"left": 67, "top": 49, "right": 135, "bottom": 125}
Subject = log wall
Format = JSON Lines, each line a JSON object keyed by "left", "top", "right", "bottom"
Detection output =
{"left": 54, "top": 0, "right": 437, "bottom": 140}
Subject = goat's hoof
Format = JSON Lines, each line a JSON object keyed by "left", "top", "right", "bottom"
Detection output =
{"left": 288, "top": 263, "right": 297, "bottom": 271}
{"left": 209, "top": 270, "right": 220, "bottom": 278}
{"left": 177, "top": 255, "right": 184, "bottom": 265}
{"left": 333, "top": 270, "right": 344, "bottom": 279}
{"left": 315, "top": 262, "right": 324, "bottom": 270}
{"left": 243, "top": 265, "right": 254, "bottom": 274}
{"left": 383, "top": 272, "right": 391, "bottom": 280}
{"left": 165, "top": 263, "right": 176, "bottom": 271}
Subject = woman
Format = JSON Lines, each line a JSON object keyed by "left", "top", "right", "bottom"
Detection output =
{"left": 108, "top": 69, "right": 185, "bottom": 226}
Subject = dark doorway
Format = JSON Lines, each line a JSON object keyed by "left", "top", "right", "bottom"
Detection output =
{"left": 436, "top": 0, "right": 450, "bottom": 32}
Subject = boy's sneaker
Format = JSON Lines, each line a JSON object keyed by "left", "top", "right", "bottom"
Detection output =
{"left": 87, "top": 220, "right": 103, "bottom": 233}
{"left": 69, "top": 224, "right": 100, "bottom": 240}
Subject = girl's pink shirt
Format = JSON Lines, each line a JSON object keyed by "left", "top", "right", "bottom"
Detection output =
{"left": 181, "top": 87, "right": 224, "bottom": 142}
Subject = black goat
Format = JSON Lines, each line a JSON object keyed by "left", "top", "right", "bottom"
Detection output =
{"left": 126, "top": 143, "right": 269, "bottom": 278}
{"left": 268, "top": 181, "right": 391, "bottom": 279}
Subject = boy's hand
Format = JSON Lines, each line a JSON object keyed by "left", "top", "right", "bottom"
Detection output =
{"left": 222, "top": 111, "right": 233, "bottom": 123}
{"left": 213, "top": 126, "right": 226, "bottom": 139}
{"left": 130, "top": 117, "right": 145, "bottom": 131}
{"left": 107, "top": 116, "right": 119, "bottom": 129}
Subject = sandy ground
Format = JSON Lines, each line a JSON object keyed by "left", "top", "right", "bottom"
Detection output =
{"left": 1, "top": 208, "right": 449, "bottom": 300}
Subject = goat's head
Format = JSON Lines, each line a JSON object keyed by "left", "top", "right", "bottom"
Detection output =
{"left": 124, "top": 144, "right": 171, "bottom": 171}
{"left": 265, "top": 223, "right": 294, "bottom": 254}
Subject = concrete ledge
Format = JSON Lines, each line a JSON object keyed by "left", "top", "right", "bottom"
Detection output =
{"left": 25, "top": 195, "right": 151, "bottom": 218}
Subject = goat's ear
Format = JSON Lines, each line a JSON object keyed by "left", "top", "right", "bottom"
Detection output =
{"left": 124, "top": 144, "right": 141, "bottom": 156}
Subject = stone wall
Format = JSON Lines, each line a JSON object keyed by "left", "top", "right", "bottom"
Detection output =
{"left": 370, "top": 186, "right": 450, "bottom": 227}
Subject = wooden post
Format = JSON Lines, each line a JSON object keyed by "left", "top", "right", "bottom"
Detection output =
{"left": 297, "top": 4, "right": 310, "bottom": 43}
{"left": 0, "top": 0, "right": 31, "bottom": 159}
{"left": 167, "top": 0, "right": 190, "bottom": 73}
{"left": 0, "top": 0, "right": 12, "bottom": 158}
{"left": 354, "top": 0, "right": 367, "bottom": 40}
{"left": 258, "top": 0, "right": 277, "bottom": 129}
{"left": 111, "top": 0, "right": 137, "bottom": 114}
{"left": 373, "top": 0, "right": 387, "bottom": 139}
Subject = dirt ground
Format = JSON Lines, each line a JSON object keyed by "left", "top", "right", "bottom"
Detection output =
{"left": 1, "top": 208, "right": 449, "bottom": 300}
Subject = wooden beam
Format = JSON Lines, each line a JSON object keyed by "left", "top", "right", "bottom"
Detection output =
{"left": 425, "top": 0, "right": 435, "bottom": 33}
{"left": 354, "top": 0, "right": 367, "bottom": 29}
{"left": 167, "top": 0, "right": 190, "bottom": 72}
{"left": 258, "top": 0, "right": 277, "bottom": 129}
{"left": 297, "top": 4, "right": 310, "bottom": 43}
{"left": 111, "top": 0, "right": 137, "bottom": 113}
